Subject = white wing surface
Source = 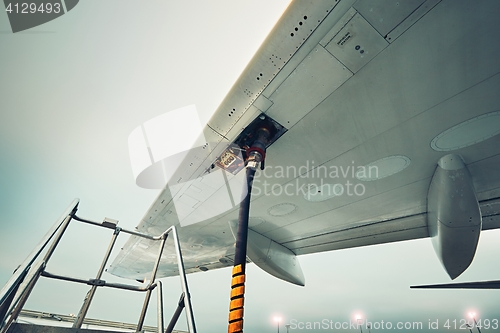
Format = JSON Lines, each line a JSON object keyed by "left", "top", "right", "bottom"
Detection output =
{"left": 109, "top": 0, "right": 500, "bottom": 282}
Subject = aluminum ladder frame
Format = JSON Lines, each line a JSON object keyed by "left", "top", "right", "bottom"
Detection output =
{"left": 0, "top": 199, "right": 197, "bottom": 333}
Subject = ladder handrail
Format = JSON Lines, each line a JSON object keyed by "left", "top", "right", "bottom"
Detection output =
{"left": 0, "top": 199, "right": 197, "bottom": 333}
{"left": 0, "top": 199, "right": 79, "bottom": 319}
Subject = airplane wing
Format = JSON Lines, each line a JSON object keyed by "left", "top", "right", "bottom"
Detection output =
{"left": 108, "top": 0, "right": 500, "bottom": 284}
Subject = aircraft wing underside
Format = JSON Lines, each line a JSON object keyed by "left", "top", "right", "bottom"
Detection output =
{"left": 109, "top": 198, "right": 500, "bottom": 280}
{"left": 108, "top": 0, "right": 500, "bottom": 282}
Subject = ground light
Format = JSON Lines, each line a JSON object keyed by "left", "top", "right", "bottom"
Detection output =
{"left": 469, "top": 311, "right": 482, "bottom": 333}
{"left": 274, "top": 316, "right": 282, "bottom": 333}
{"left": 354, "top": 314, "right": 364, "bottom": 333}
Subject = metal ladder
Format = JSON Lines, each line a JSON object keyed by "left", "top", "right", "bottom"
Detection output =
{"left": 0, "top": 199, "right": 197, "bottom": 333}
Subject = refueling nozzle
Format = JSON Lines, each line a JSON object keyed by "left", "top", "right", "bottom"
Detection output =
{"left": 246, "top": 126, "right": 271, "bottom": 170}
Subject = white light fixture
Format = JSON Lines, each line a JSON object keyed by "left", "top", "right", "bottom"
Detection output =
{"left": 356, "top": 155, "right": 411, "bottom": 181}
{"left": 431, "top": 110, "right": 500, "bottom": 151}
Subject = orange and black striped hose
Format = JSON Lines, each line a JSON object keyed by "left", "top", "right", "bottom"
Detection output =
{"left": 228, "top": 264, "right": 245, "bottom": 333}
{"left": 227, "top": 166, "right": 256, "bottom": 333}
{"left": 228, "top": 125, "right": 271, "bottom": 333}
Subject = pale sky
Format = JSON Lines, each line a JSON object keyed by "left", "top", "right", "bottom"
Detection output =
{"left": 1, "top": 1, "right": 500, "bottom": 333}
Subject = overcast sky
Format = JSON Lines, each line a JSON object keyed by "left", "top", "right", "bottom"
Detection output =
{"left": 1, "top": 1, "right": 500, "bottom": 333}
